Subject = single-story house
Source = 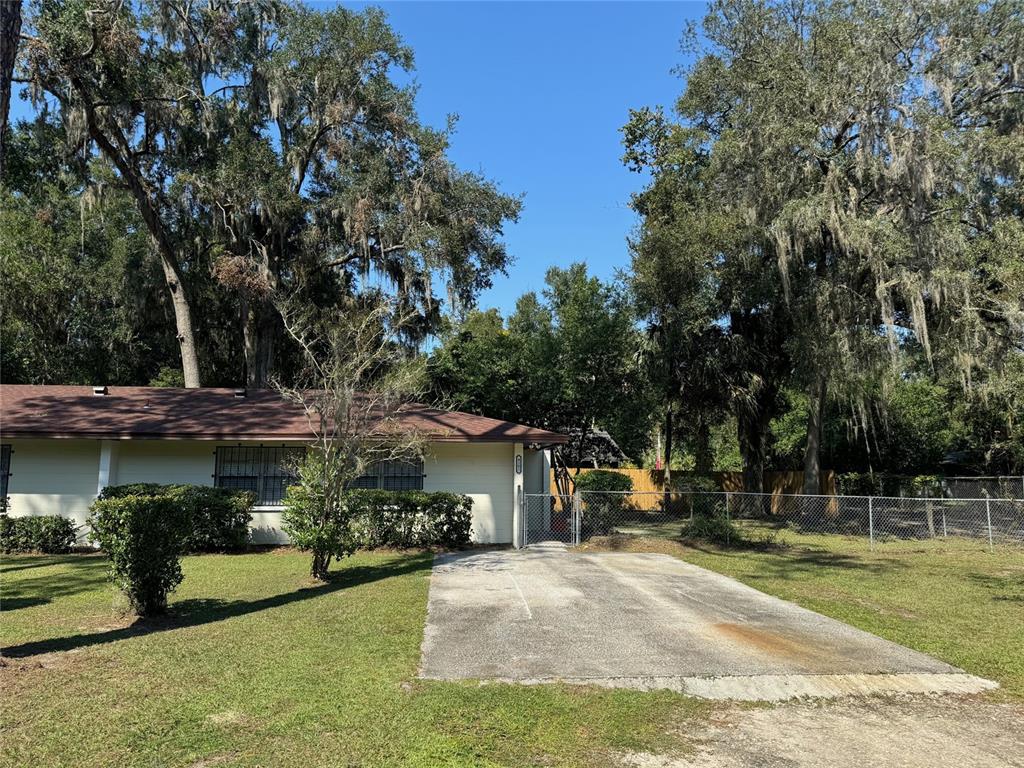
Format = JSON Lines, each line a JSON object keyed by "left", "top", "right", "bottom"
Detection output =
{"left": 0, "top": 385, "right": 566, "bottom": 546}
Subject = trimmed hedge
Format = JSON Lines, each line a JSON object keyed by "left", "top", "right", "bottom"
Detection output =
{"left": 99, "top": 484, "right": 254, "bottom": 552}
{"left": 0, "top": 514, "right": 78, "bottom": 554}
{"left": 88, "top": 494, "right": 190, "bottom": 615}
{"left": 347, "top": 490, "right": 474, "bottom": 549}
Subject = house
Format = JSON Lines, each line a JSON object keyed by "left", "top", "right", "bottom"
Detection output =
{"left": 0, "top": 385, "right": 566, "bottom": 546}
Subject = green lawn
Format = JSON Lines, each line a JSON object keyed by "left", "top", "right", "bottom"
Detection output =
{"left": 0, "top": 550, "right": 708, "bottom": 768}
{"left": 587, "top": 530, "right": 1024, "bottom": 700}
{"left": 4, "top": 537, "right": 1020, "bottom": 766}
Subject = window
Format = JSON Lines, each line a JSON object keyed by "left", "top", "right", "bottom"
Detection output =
{"left": 1, "top": 444, "right": 10, "bottom": 500}
{"left": 215, "top": 446, "right": 304, "bottom": 506}
{"left": 351, "top": 459, "right": 424, "bottom": 491}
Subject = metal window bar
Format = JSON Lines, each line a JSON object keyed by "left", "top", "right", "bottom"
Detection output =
{"left": 0, "top": 444, "right": 10, "bottom": 500}
{"left": 350, "top": 459, "right": 425, "bottom": 491}
{"left": 215, "top": 446, "right": 304, "bottom": 506}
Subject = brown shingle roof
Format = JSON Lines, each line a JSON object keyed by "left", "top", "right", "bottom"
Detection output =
{"left": 0, "top": 385, "right": 568, "bottom": 444}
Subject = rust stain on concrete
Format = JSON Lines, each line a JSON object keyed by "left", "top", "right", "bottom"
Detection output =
{"left": 712, "top": 622, "right": 839, "bottom": 665}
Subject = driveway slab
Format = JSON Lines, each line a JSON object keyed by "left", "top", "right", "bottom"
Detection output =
{"left": 419, "top": 547, "right": 996, "bottom": 700}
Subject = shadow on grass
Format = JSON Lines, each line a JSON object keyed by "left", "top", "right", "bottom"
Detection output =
{"left": 1, "top": 556, "right": 110, "bottom": 610}
{"left": 1, "top": 557, "right": 428, "bottom": 659}
{"left": 592, "top": 531, "right": 904, "bottom": 578}
{"left": 0, "top": 554, "right": 105, "bottom": 575}
{"left": 1, "top": 597, "right": 51, "bottom": 610}
{"left": 966, "top": 571, "right": 1024, "bottom": 603}
{"left": 680, "top": 539, "right": 906, "bottom": 578}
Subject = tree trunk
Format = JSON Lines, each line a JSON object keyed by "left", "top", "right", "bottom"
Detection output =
{"left": 69, "top": 73, "right": 202, "bottom": 386}
{"left": 0, "top": 0, "right": 21, "bottom": 180}
{"left": 243, "top": 297, "right": 277, "bottom": 388}
{"left": 158, "top": 253, "right": 202, "bottom": 388}
{"left": 310, "top": 549, "right": 330, "bottom": 581}
{"left": 737, "top": 408, "right": 767, "bottom": 495}
{"left": 802, "top": 373, "right": 827, "bottom": 495}
{"left": 694, "top": 417, "right": 713, "bottom": 475}
{"left": 0, "top": 0, "right": 19, "bottom": 182}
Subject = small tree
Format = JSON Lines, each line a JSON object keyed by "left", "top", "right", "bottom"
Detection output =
{"left": 279, "top": 299, "right": 427, "bottom": 581}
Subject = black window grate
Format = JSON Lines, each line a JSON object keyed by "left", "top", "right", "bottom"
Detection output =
{"left": 0, "top": 445, "right": 10, "bottom": 500}
{"left": 349, "top": 459, "right": 424, "bottom": 491}
{"left": 215, "top": 446, "right": 304, "bottom": 506}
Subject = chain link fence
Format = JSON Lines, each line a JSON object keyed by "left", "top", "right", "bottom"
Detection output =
{"left": 570, "top": 489, "right": 1024, "bottom": 551}
{"left": 941, "top": 476, "right": 1024, "bottom": 500}
{"left": 521, "top": 492, "right": 579, "bottom": 546}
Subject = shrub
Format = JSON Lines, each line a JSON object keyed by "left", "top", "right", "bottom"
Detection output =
{"left": 0, "top": 514, "right": 78, "bottom": 554}
{"left": 87, "top": 494, "right": 189, "bottom": 615}
{"left": 283, "top": 482, "right": 474, "bottom": 570}
{"left": 576, "top": 471, "right": 633, "bottom": 536}
{"left": 574, "top": 470, "right": 634, "bottom": 494}
{"left": 99, "top": 484, "right": 254, "bottom": 552}
{"left": 679, "top": 513, "right": 742, "bottom": 546}
{"left": 347, "top": 490, "right": 474, "bottom": 549}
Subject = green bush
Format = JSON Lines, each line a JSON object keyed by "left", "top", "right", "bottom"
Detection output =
{"left": 576, "top": 471, "right": 633, "bottom": 536}
{"left": 283, "top": 483, "right": 473, "bottom": 563}
{"left": 0, "top": 514, "right": 78, "bottom": 554}
{"left": 347, "top": 490, "right": 474, "bottom": 549}
{"left": 87, "top": 494, "right": 190, "bottom": 615}
{"left": 99, "top": 484, "right": 254, "bottom": 552}
{"left": 679, "top": 513, "right": 742, "bottom": 546}
{"left": 574, "top": 470, "right": 634, "bottom": 494}
{"left": 281, "top": 463, "right": 356, "bottom": 578}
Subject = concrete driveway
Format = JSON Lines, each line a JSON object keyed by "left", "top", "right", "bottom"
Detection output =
{"left": 419, "top": 546, "right": 996, "bottom": 700}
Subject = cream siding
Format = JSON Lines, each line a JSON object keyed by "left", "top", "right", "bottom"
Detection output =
{"left": 3, "top": 438, "right": 518, "bottom": 547}
{"left": 423, "top": 442, "right": 514, "bottom": 544}
{"left": 5, "top": 439, "right": 100, "bottom": 539}
{"left": 116, "top": 440, "right": 218, "bottom": 487}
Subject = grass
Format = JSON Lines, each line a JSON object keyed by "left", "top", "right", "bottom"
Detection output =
{"left": 585, "top": 527, "right": 1024, "bottom": 700}
{"left": 0, "top": 550, "right": 709, "bottom": 768}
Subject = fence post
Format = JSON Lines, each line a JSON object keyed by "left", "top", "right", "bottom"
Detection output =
{"left": 942, "top": 507, "right": 947, "bottom": 538}
{"left": 985, "top": 498, "right": 994, "bottom": 552}
{"left": 573, "top": 490, "right": 582, "bottom": 546}
{"left": 868, "top": 496, "right": 874, "bottom": 550}
{"left": 517, "top": 486, "right": 523, "bottom": 549}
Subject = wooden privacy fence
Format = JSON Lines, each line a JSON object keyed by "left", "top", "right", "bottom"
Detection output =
{"left": 549, "top": 468, "right": 838, "bottom": 514}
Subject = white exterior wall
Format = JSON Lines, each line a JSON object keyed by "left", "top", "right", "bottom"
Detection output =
{"left": 116, "top": 440, "right": 218, "bottom": 487}
{"left": 5, "top": 440, "right": 100, "bottom": 536}
{"left": 3, "top": 437, "right": 519, "bottom": 546}
{"left": 423, "top": 442, "right": 515, "bottom": 544}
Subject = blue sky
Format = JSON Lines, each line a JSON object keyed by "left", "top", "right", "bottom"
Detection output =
{"left": 343, "top": 1, "right": 707, "bottom": 314}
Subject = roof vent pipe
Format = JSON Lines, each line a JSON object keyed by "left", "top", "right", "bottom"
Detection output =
{"left": 93, "top": 386, "right": 108, "bottom": 396}
{"left": 233, "top": 388, "right": 247, "bottom": 399}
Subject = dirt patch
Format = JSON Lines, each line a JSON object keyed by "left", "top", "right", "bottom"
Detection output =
{"left": 620, "top": 696, "right": 1024, "bottom": 768}
{"left": 206, "top": 710, "right": 254, "bottom": 728}
{"left": 186, "top": 753, "right": 238, "bottom": 768}
{"left": 0, "top": 649, "right": 94, "bottom": 675}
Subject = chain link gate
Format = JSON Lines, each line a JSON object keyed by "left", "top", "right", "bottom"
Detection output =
{"left": 521, "top": 491, "right": 580, "bottom": 546}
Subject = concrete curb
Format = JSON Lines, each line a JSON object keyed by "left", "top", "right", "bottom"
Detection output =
{"left": 434, "top": 672, "right": 999, "bottom": 702}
